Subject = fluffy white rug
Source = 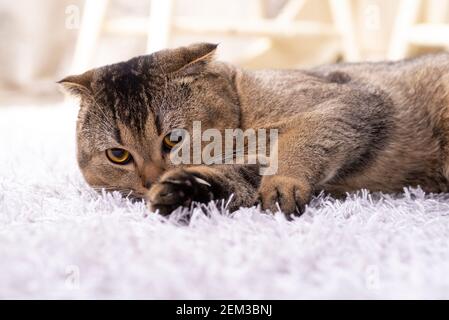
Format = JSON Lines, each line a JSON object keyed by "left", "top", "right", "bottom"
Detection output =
{"left": 1, "top": 104, "right": 449, "bottom": 299}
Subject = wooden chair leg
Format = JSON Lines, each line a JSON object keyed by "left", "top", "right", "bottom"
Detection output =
{"left": 146, "top": 0, "right": 174, "bottom": 53}
{"left": 276, "top": 0, "right": 307, "bottom": 22}
{"left": 329, "top": 0, "right": 360, "bottom": 61}
{"left": 387, "top": 0, "right": 421, "bottom": 60}
{"left": 426, "top": 0, "right": 449, "bottom": 24}
{"left": 70, "top": 0, "right": 109, "bottom": 74}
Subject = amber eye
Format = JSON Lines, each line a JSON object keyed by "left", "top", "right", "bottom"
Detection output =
{"left": 106, "top": 148, "right": 132, "bottom": 164}
{"left": 162, "top": 132, "right": 182, "bottom": 150}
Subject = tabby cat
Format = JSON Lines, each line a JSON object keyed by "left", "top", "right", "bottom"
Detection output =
{"left": 59, "top": 43, "right": 449, "bottom": 216}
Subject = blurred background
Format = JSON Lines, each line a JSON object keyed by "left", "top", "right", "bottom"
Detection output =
{"left": 1, "top": 0, "right": 449, "bottom": 106}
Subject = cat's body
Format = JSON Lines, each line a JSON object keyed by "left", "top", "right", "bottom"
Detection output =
{"left": 60, "top": 43, "right": 449, "bottom": 216}
{"left": 241, "top": 55, "right": 449, "bottom": 194}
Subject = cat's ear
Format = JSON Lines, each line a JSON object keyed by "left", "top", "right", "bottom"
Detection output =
{"left": 157, "top": 42, "right": 218, "bottom": 76}
{"left": 57, "top": 70, "right": 93, "bottom": 97}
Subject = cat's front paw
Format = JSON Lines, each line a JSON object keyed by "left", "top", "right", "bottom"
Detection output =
{"left": 257, "top": 175, "right": 311, "bottom": 217}
{"left": 147, "top": 168, "right": 214, "bottom": 216}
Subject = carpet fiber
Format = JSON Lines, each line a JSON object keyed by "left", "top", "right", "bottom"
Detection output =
{"left": 1, "top": 105, "right": 449, "bottom": 299}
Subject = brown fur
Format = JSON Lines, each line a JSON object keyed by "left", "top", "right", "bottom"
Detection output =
{"left": 59, "top": 43, "right": 449, "bottom": 216}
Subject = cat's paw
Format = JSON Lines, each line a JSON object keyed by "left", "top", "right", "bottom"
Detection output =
{"left": 147, "top": 168, "right": 214, "bottom": 216}
{"left": 257, "top": 175, "right": 311, "bottom": 217}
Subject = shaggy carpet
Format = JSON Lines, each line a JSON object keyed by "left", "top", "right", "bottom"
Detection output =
{"left": 1, "top": 104, "right": 449, "bottom": 299}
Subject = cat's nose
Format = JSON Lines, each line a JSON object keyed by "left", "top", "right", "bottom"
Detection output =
{"left": 144, "top": 180, "right": 152, "bottom": 189}
{"left": 141, "top": 162, "right": 163, "bottom": 189}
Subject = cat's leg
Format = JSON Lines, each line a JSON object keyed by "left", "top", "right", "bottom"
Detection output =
{"left": 257, "top": 114, "right": 332, "bottom": 216}
{"left": 147, "top": 164, "right": 260, "bottom": 216}
{"left": 258, "top": 94, "right": 393, "bottom": 216}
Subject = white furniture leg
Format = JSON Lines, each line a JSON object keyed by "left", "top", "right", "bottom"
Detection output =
{"left": 70, "top": 0, "right": 109, "bottom": 74}
{"left": 329, "top": 0, "right": 360, "bottom": 61}
{"left": 387, "top": 0, "right": 421, "bottom": 60}
{"left": 146, "top": 0, "right": 174, "bottom": 53}
{"left": 426, "top": 0, "right": 449, "bottom": 23}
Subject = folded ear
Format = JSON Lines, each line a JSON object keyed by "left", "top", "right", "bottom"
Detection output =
{"left": 155, "top": 42, "right": 218, "bottom": 76}
{"left": 57, "top": 69, "right": 93, "bottom": 97}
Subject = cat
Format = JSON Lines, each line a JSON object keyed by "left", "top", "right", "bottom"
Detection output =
{"left": 59, "top": 42, "right": 449, "bottom": 217}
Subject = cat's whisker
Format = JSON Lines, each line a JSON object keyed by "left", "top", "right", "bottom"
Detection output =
{"left": 91, "top": 186, "right": 145, "bottom": 199}
{"left": 205, "top": 146, "right": 265, "bottom": 164}
{"left": 205, "top": 147, "right": 247, "bottom": 163}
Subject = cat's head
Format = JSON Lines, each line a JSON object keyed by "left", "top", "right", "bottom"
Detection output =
{"left": 59, "top": 43, "right": 241, "bottom": 199}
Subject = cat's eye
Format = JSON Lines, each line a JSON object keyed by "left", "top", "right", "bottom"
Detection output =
{"left": 106, "top": 148, "right": 132, "bottom": 165}
{"left": 162, "top": 132, "right": 182, "bottom": 150}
